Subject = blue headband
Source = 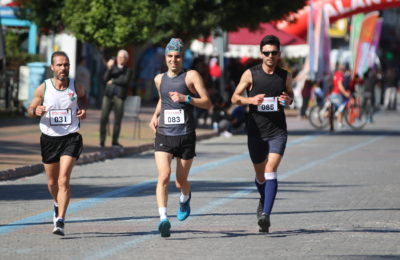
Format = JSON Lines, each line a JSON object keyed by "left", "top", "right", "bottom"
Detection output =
{"left": 165, "top": 38, "right": 184, "bottom": 54}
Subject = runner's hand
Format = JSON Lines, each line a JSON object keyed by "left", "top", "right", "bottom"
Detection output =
{"left": 169, "top": 91, "right": 184, "bottom": 103}
{"left": 35, "top": 106, "right": 46, "bottom": 116}
{"left": 279, "top": 92, "right": 292, "bottom": 106}
{"left": 149, "top": 116, "right": 158, "bottom": 133}
{"left": 76, "top": 109, "right": 86, "bottom": 119}
{"left": 249, "top": 94, "right": 265, "bottom": 105}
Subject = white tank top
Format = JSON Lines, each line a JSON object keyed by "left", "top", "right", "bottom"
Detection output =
{"left": 39, "top": 78, "right": 80, "bottom": 136}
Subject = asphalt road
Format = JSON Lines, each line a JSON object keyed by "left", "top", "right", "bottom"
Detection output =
{"left": 1, "top": 111, "right": 400, "bottom": 260}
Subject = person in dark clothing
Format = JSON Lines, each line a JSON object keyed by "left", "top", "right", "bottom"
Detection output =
{"left": 231, "top": 35, "right": 294, "bottom": 233}
{"left": 300, "top": 79, "right": 313, "bottom": 118}
{"left": 99, "top": 49, "right": 133, "bottom": 148}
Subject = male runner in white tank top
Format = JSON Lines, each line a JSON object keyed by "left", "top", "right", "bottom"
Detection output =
{"left": 149, "top": 38, "right": 211, "bottom": 237}
{"left": 28, "top": 51, "right": 87, "bottom": 236}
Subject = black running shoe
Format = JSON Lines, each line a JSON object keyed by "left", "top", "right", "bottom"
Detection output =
{"left": 53, "top": 220, "right": 65, "bottom": 236}
{"left": 257, "top": 199, "right": 264, "bottom": 219}
{"left": 257, "top": 213, "right": 270, "bottom": 233}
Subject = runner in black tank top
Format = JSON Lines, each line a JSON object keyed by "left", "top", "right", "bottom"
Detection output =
{"left": 149, "top": 38, "right": 211, "bottom": 238}
{"left": 247, "top": 64, "right": 288, "bottom": 138}
{"left": 231, "top": 35, "right": 294, "bottom": 234}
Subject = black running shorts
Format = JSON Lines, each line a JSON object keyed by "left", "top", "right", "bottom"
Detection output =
{"left": 154, "top": 132, "right": 196, "bottom": 160}
{"left": 247, "top": 134, "right": 287, "bottom": 164}
{"left": 40, "top": 132, "right": 83, "bottom": 164}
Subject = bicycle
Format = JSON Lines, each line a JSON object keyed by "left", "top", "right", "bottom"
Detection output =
{"left": 308, "top": 95, "right": 371, "bottom": 130}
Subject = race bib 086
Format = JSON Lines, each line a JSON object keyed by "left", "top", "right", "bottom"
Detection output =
{"left": 49, "top": 109, "right": 72, "bottom": 126}
{"left": 164, "top": 109, "right": 184, "bottom": 125}
{"left": 257, "top": 97, "right": 278, "bottom": 112}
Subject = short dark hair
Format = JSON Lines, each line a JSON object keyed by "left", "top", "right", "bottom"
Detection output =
{"left": 260, "top": 35, "right": 280, "bottom": 51}
{"left": 51, "top": 51, "right": 69, "bottom": 65}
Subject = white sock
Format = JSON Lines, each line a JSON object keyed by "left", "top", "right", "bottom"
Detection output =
{"left": 158, "top": 207, "right": 167, "bottom": 220}
{"left": 180, "top": 193, "right": 190, "bottom": 203}
{"left": 54, "top": 202, "right": 59, "bottom": 207}
{"left": 264, "top": 172, "right": 277, "bottom": 180}
{"left": 255, "top": 177, "right": 265, "bottom": 184}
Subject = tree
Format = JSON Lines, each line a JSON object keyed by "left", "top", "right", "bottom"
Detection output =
{"left": 15, "top": 0, "right": 306, "bottom": 48}
{"left": 14, "top": 0, "right": 65, "bottom": 33}
{"left": 62, "top": 0, "right": 153, "bottom": 48}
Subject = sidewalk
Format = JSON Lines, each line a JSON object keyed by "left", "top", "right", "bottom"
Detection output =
{"left": 0, "top": 105, "right": 299, "bottom": 181}
{"left": 0, "top": 105, "right": 218, "bottom": 181}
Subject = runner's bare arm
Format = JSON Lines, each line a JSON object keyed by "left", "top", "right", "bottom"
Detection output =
{"left": 149, "top": 74, "right": 163, "bottom": 132}
{"left": 27, "top": 83, "right": 45, "bottom": 118}
{"left": 169, "top": 70, "right": 211, "bottom": 110}
{"left": 76, "top": 82, "right": 87, "bottom": 119}
{"left": 279, "top": 72, "right": 294, "bottom": 105}
{"left": 231, "top": 69, "right": 265, "bottom": 106}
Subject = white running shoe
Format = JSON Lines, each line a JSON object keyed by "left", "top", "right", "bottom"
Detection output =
{"left": 53, "top": 219, "right": 65, "bottom": 236}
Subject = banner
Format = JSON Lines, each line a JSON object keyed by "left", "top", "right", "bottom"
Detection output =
{"left": 311, "top": 6, "right": 330, "bottom": 81}
{"left": 354, "top": 12, "right": 379, "bottom": 77}
{"left": 277, "top": 0, "right": 400, "bottom": 38}
{"left": 368, "top": 18, "right": 383, "bottom": 69}
{"left": 349, "top": 14, "right": 365, "bottom": 70}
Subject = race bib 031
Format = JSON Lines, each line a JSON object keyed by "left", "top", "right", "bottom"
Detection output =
{"left": 49, "top": 109, "right": 72, "bottom": 126}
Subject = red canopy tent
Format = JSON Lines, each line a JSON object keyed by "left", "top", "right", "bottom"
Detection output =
{"left": 190, "top": 23, "right": 307, "bottom": 58}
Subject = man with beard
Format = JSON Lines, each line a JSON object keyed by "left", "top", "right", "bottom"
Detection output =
{"left": 28, "top": 51, "right": 87, "bottom": 236}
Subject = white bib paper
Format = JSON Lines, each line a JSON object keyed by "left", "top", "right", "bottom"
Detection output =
{"left": 164, "top": 109, "right": 184, "bottom": 125}
{"left": 49, "top": 109, "right": 72, "bottom": 126}
{"left": 257, "top": 97, "right": 278, "bottom": 112}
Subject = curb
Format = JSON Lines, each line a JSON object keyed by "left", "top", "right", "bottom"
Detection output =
{"left": 0, "top": 132, "right": 219, "bottom": 181}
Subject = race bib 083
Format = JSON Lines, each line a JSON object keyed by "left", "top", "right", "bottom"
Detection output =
{"left": 49, "top": 109, "right": 72, "bottom": 126}
{"left": 164, "top": 109, "right": 184, "bottom": 125}
{"left": 257, "top": 97, "right": 278, "bottom": 112}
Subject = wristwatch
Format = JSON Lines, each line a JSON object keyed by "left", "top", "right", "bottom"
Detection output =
{"left": 185, "top": 95, "right": 192, "bottom": 104}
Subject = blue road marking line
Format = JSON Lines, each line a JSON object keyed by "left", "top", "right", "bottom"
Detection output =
{"left": 83, "top": 187, "right": 256, "bottom": 260}
{"left": 0, "top": 135, "right": 316, "bottom": 236}
{"left": 83, "top": 135, "right": 384, "bottom": 260}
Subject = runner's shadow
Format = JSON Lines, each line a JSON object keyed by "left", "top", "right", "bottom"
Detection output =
{"left": 164, "top": 229, "right": 267, "bottom": 240}
{"left": 62, "top": 230, "right": 159, "bottom": 240}
{"left": 268, "top": 227, "right": 400, "bottom": 238}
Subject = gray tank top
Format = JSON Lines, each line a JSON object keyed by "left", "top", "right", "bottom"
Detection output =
{"left": 157, "top": 71, "right": 195, "bottom": 136}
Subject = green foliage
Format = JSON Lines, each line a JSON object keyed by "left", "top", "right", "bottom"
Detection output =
{"left": 14, "top": 0, "right": 64, "bottom": 33}
{"left": 14, "top": 0, "right": 306, "bottom": 48}
{"left": 5, "top": 31, "right": 44, "bottom": 67}
{"left": 62, "top": 0, "right": 153, "bottom": 48}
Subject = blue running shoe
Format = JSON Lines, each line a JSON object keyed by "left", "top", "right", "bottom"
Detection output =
{"left": 177, "top": 192, "right": 191, "bottom": 221}
{"left": 158, "top": 219, "right": 171, "bottom": 237}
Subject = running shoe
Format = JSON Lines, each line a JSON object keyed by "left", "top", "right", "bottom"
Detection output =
{"left": 256, "top": 199, "right": 264, "bottom": 219}
{"left": 177, "top": 192, "right": 191, "bottom": 221}
{"left": 158, "top": 219, "right": 171, "bottom": 237}
{"left": 53, "top": 219, "right": 65, "bottom": 236}
{"left": 257, "top": 213, "right": 270, "bottom": 233}
{"left": 53, "top": 204, "right": 59, "bottom": 225}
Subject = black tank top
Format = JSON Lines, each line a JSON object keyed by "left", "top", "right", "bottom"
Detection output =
{"left": 157, "top": 71, "right": 195, "bottom": 136}
{"left": 247, "top": 64, "right": 288, "bottom": 138}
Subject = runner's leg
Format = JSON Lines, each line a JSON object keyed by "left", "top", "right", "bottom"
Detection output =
{"left": 155, "top": 151, "right": 173, "bottom": 218}
{"left": 57, "top": 155, "right": 76, "bottom": 219}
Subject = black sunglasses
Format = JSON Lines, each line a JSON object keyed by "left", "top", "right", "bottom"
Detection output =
{"left": 262, "top": 51, "right": 279, "bottom": 57}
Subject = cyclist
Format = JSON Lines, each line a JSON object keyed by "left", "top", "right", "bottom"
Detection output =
{"left": 330, "top": 64, "right": 351, "bottom": 129}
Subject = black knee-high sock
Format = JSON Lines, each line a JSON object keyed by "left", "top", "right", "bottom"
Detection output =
{"left": 255, "top": 179, "right": 266, "bottom": 202}
{"left": 263, "top": 179, "right": 278, "bottom": 214}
